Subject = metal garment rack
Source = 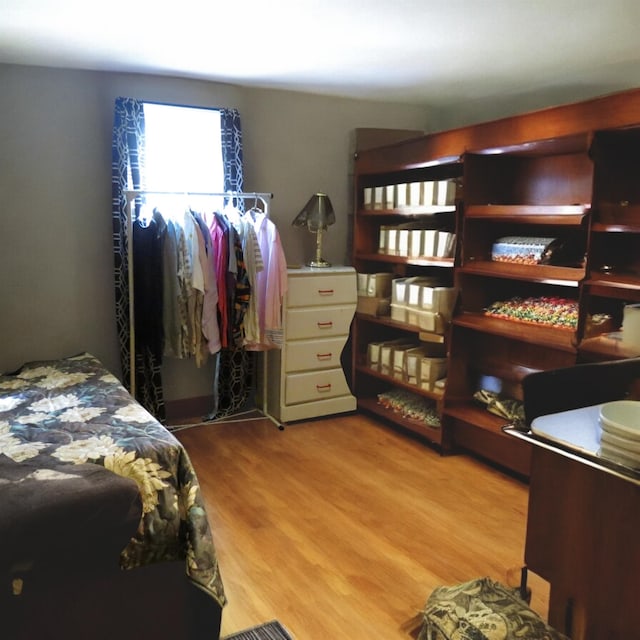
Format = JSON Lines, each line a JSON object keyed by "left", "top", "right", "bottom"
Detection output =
{"left": 123, "top": 189, "right": 279, "bottom": 427}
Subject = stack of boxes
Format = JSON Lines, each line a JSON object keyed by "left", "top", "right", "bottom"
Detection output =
{"left": 366, "top": 338, "right": 447, "bottom": 392}
{"left": 390, "top": 277, "right": 458, "bottom": 334}
{"left": 358, "top": 274, "right": 457, "bottom": 391}
{"left": 378, "top": 225, "right": 456, "bottom": 259}
{"left": 356, "top": 272, "right": 393, "bottom": 316}
{"left": 363, "top": 179, "right": 457, "bottom": 211}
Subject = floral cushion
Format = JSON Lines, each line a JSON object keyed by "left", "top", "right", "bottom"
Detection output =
{"left": 418, "top": 577, "right": 568, "bottom": 640}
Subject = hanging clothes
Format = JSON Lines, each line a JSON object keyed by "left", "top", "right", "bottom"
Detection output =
{"left": 246, "top": 209, "right": 288, "bottom": 350}
{"left": 209, "top": 212, "right": 231, "bottom": 348}
{"left": 236, "top": 213, "right": 264, "bottom": 346}
{"left": 133, "top": 209, "right": 166, "bottom": 361}
{"left": 192, "top": 210, "right": 222, "bottom": 357}
{"left": 162, "top": 218, "right": 182, "bottom": 359}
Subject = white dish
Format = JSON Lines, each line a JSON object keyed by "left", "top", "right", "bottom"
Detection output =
{"left": 599, "top": 442, "right": 640, "bottom": 470}
{"left": 599, "top": 400, "right": 640, "bottom": 441}
{"left": 600, "top": 429, "right": 640, "bottom": 455}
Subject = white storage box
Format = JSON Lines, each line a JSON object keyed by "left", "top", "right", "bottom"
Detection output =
{"left": 408, "top": 229, "right": 424, "bottom": 257}
{"left": 390, "top": 303, "right": 407, "bottom": 323}
{"left": 435, "top": 231, "right": 456, "bottom": 258}
{"left": 419, "top": 356, "right": 448, "bottom": 390}
{"left": 408, "top": 182, "right": 422, "bottom": 206}
{"left": 423, "top": 229, "right": 439, "bottom": 257}
{"left": 422, "top": 181, "right": 436, "bottom": 206}
{"left": 379, "top": 339, "right": 415, "bottom": 376}
{"left": 374, "top": 186, "right": 384, "bottom": 209}
{"left": 404, "top": 346, "right": 430, "bottom": 385}
{"left": 407, "top": 307, "right": 448, "bottom": 334}
{"left": 392, "top": 276, "right": 440, "bottom": 306}
{"left": 397, "top": 228, "right": 410, "bottom": 257}
{"left": 390, "top": 304, "right": 447, "bottom": 334}
{"left": 392, "top": 343, "right": 420, "bottom": 380}
{"left": 395, "top": 183, "right": 408, "bottom": 208}
{"left": 387, "top": 228, "right": 399, "bottom": 255}
{"left": 357, "top": 272, "right": 369, "bottom": 296}
{"left": 435, "top": 179, "right": 457, "bottom": 206}
{"left": 378, "top": 226, "right": 390, "bottom": 254}
{"left": 357, "top": 296, "right": 390, "bottom": 316}
{"left": 357, "top": 272, "right": 392, "bottom": 298}
{"left": 367, "top": 341, "right": 385, "bottom": 371}
{"left": 363, "top": 187, "right": 373, "bottom": 210}
{"left": 383, "top": 185, "right": 395, "bottom": 209}
{"left": 420, "top": 286, "right": 458, "bottom": 319}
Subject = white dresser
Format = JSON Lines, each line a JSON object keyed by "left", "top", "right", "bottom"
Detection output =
{"left": 264, "top": 266, "right": 357, "bottom": 424}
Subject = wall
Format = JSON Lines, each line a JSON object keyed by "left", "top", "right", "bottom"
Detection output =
{"left": 0, "top": 63, "right": 429, "bottom": 405}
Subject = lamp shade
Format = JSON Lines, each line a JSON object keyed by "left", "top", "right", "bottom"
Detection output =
{"left": 291, "top": 192, "right": 336, "bottom": 232}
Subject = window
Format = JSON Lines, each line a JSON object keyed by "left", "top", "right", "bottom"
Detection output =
{"left": 142, "top": 103, "right": 225, "bottom": 214}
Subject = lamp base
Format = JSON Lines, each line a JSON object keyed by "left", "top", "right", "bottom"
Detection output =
{"left": 307, "top": 258, "right": 332, "bottom": 268}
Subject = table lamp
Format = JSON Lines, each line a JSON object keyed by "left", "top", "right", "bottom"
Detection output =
{"left": 291, "top": 192, "right": 336, "bottom": 268}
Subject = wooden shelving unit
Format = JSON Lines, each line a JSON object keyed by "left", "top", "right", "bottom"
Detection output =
{"left": 351, "top": 88, "right": 640, "bottom": 476}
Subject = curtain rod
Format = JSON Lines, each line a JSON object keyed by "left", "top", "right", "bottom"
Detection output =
{"left": 124, "top": 190, "right": 273, "bottom": 199}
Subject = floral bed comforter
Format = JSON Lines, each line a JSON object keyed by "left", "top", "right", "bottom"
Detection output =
{"left": 0, "top": 352, "right": 226, "bottom": 607}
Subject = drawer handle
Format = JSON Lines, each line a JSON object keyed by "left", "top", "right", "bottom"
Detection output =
{"left": 317, "top": 321, "right": 333, "bottom": 329}
{"left": 318, "top": 289, "right": 334, "bottom": 295}
{"left": 316, "top": 383, "right": 332, "bottom": 392}
{"left": 316, "top": 352, "right": 333, "bottom": 360}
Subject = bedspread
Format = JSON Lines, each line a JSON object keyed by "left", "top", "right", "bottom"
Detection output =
{"left": 0, "top": 352, "right": 226, "bottom": 607}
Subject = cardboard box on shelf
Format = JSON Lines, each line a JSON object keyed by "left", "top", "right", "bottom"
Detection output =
{"left": 419, "top": 356, "right": 448, "bottom": 391}
{"left": 379, "top": 339, "right": 416, "bottom": 376}
{"left": 357, "top": 296, "right": 390, "bottom": 316}
{"left": 392, "top": 343, "right": 420, "bottom": 380}
{"left": 420, "top": 286, "right": 458, "bottom": 319}
{"left": 395, "top": 183, "right": 408, "bottom": 208}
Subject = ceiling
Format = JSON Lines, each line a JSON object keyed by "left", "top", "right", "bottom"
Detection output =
{"left": 3, "top": 0, "right": 640, "bottom": 108}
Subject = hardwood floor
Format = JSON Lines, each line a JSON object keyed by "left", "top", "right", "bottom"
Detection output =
{"left": 175, "top": 412, "right": 549, "bottom": 639}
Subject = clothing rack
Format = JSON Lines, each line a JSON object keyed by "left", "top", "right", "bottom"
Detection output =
{"left": 123, "top": 189, "right": 278, "bottom": 426}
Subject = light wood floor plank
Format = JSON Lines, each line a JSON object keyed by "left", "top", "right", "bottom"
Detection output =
{"left": 175, "top": 413, "right": 549, "bottom": 638}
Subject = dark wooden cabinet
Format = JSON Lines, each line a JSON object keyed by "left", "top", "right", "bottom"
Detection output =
{"left": 351, "top": 88, "right": 640, "bottom": 475}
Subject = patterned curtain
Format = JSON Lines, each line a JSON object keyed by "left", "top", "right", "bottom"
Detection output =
{"left": 111, "top": 97, "right": 165, "bottom": 421}
{"left": 213, "top": 109, "right": 253, "bottom": 419}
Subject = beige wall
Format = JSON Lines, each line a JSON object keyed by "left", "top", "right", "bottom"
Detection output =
{"left": 2, "top": 62, "right": 630, "bottom": 403}
{"left": 0, "top": 63, "right": 429, "bottom": 401}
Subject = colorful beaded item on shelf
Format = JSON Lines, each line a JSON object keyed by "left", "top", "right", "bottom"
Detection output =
{"left": 484, "top": 296, "right": 578, "bottom": 329}
{"left": 377, "top": 389, "right": 441, "bottom": 427}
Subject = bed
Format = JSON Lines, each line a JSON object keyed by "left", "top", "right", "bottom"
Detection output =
{"left": 0, "top": 352, "right": 225, "bottom": 640}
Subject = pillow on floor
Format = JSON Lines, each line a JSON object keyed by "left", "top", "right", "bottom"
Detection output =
{"left": 418, "top": 577, "right": 568, "bottom": 640}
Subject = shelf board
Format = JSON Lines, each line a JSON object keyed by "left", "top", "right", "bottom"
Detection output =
{"left": 584, "top": 274, "right": 640, "bottom": 297}
{"left": 356, "top": 252, "right": 454, "bottom": 268}
{"left": 442, "top": 402, "right": 531, "bottom": 476}
{"left": 357, "top": 396, "right": 443, "bottom": 445}
{"left": 442, "top": 403, "right": 508, "bottom": 434}
{"left": 594, "top": 203, "right": 640, "bottom": 230}
{"left": 358, "top": 205, "right": 456, "bottom": 216}
{"left": 459, "top": 261, "right": 584, "bottom": 286}
{"left": 355, "top": 312, "right": 447, "bottom": 343}
{"left": 355, "top": 364, "right": 444, "bottom": 403}
{"left": 578, "top": 334, "right": 640, "bottom": 361}
{"left": 465, "top": 204, "right": 589, "bottom": 225}
{"left": 453, "top": 312, "right": 578, "bottom": 352}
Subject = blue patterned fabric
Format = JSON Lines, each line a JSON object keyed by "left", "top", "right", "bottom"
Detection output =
{"left": 215, "top": 108, "right": 252, "bottom": 419}
{"left": 111, "top": 97, "right": 166, "bottom": 422}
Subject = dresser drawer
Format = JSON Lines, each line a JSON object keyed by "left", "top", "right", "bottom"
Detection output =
{"left": 286, "top": 306, "right": 354, "bottom": 340}
{"left": 285, "top": 336, "right": 346, "bottom": 373}
{"left": 287, "top": 273, "right": 356, "bottom": 307}
{"left": 285, "top": 369, "right": 352, "bottom": 405}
